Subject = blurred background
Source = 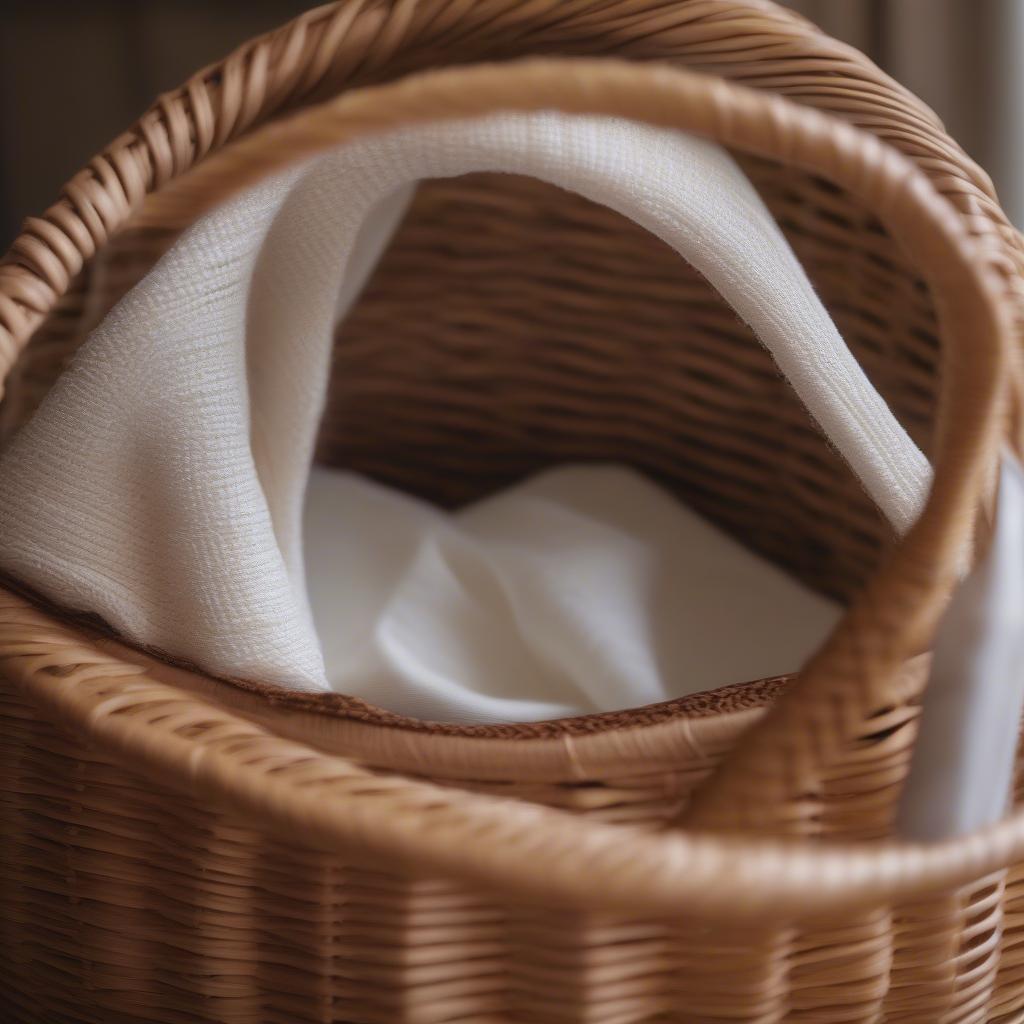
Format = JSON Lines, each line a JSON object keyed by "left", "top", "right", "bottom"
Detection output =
{"left": 3, "top": 0, "right": 1024, "bottom": 245}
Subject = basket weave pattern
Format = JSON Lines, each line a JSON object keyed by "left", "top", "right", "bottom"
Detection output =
{"left": 1, "top": 2, "right": 1024, "bottom": 1022}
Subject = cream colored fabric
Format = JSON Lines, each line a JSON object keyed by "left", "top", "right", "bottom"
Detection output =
{"left": 304, "top": 463, "right": 840, "bottom": 722}
{"left": 0, "top": 112, "right": 929, "bottom": 718}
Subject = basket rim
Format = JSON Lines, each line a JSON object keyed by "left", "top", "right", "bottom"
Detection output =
{"left": 3, "top": 571, "right": 782, "bottom": 780}
{"left": 5, "top": 580, "right": 1024, "bottom": 923}
{"left": 97, "top": 625, "right": 782, "bottom": 780}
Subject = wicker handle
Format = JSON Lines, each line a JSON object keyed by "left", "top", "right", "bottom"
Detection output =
{"left": 126, "top": 57, "right": 1019, "bottom": 833}
{"left": 1, "top": 59, "right": 1018, "bottom": 848}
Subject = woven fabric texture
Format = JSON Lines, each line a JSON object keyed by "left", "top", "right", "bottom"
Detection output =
{"left": 0, "top": 112, "right": 924, "bottom": 710}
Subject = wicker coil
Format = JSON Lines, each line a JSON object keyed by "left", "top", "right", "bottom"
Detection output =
{"left": 2, "top": 2, "right": 1024, "bottom": 1022}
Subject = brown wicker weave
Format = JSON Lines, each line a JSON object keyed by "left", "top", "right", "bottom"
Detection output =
{"left": 2, "top": 3, "right": 1024, "bottom": 1022}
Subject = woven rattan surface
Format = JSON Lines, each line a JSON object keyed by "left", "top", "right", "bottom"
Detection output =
{"left": 2, "top": 2, "right": 1024, "bottom": 1022}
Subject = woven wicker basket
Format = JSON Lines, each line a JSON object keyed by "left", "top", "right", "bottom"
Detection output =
{"left": 2, "top": 2, "right": 1024, "bottom": 1022}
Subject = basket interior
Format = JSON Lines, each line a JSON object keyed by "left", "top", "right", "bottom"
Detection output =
{"left": 1, "top": 154, "right": 939, "bottom": 605}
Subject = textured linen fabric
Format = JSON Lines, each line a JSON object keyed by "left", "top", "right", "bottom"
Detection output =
{"left": 0, "top": 112, "right": 930, "bottom": 718}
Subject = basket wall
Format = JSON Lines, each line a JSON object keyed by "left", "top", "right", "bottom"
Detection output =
{"left": 1, "top": 2, "right": 1023, "bottom": 1023}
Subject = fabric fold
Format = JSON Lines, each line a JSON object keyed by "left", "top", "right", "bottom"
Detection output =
{"left": 0, "top": 111, "right": 928, "bottom": 717}
{"left": 303, "top": 464, "right": 842, "bottom": 723}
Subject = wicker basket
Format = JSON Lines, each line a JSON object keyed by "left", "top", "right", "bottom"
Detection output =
{"left": 2, "top": 2, "right": 1023, "bottom": 1022}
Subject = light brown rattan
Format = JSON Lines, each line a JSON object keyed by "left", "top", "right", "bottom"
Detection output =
{"left": 2, "top": 3, "right": 1024, "bottom": 1023}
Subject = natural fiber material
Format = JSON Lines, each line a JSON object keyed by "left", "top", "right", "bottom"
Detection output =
{"left": 1, "top": 2, "right": 1023, "bottom": 1021}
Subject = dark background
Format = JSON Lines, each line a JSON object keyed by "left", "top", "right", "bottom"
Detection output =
{"left": 0, "top": 1, "right": 309, "bottom": 245}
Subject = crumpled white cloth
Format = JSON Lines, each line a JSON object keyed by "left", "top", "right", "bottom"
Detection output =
{"left": 0, "top": 111, "right": 929, "bottom": 720}
{"left": 304, "top": 462, "right": 840, "bottom": 723}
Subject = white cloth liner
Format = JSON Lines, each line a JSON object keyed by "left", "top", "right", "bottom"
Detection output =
{"left": 0, "top": 112, "right": 931, "bottom": 720}
{"left": 303, "top": 463, "right": 841, "bottom": 722}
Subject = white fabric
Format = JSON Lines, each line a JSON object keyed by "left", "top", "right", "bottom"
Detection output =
{"left": 0, "top": 112, "right": 929, "bottom": 718}
{"left": 304, "top": 463, "right": 840, "bottom": 723}
{"left": 898, "top": 453, "right": 1024, "bottom": 839}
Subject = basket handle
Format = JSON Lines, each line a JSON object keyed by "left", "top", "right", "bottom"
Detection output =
{"left": 2, "top": 58, "right": 1018, "bottom": 836}
{"left": 137, "top": 57, "right": 1020, "bottom": 836}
